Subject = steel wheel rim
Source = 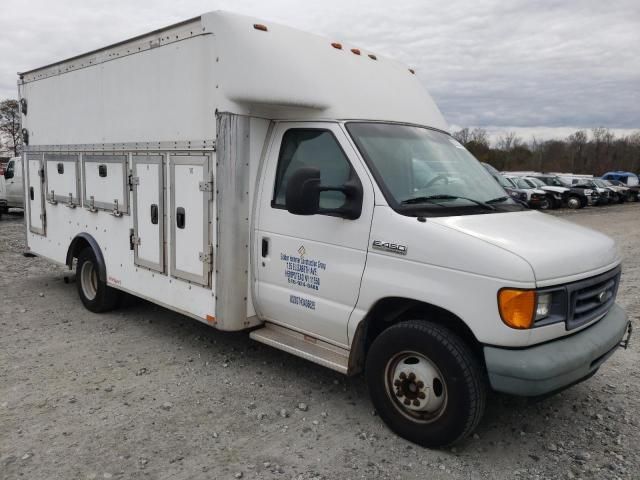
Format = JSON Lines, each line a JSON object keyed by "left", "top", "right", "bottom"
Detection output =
{"left": 81, "top": 260, "right": 98, "bottom": 301}
{"left": 568, "top": 198, "right": 580, "bottom": 209}
{"left": 384, "top": 351, "right": 448, "bottom": 423}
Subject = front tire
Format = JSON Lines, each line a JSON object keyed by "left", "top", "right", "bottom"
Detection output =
{"left": 366, "top": 320, "right": 486, "bottom": 448}
{"left": 567, "top": 195, "right": 582, "bottom": 210}
{"left": 76, "top": 248, "right": 121, "bottom": 313}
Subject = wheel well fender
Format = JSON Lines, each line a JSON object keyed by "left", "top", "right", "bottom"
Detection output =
{"left": 66, "top": 233, "right": 107, "bottom": 282}
{"left": 348, "top": 297, "right": 483, "bottom": 376}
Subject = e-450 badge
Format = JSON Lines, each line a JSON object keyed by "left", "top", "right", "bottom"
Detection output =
{"left": 372, "top": 240, "right": 407, "bottom": 255}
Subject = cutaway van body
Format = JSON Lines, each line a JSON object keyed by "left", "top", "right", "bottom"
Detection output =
{"left": 18, "top": 11, "right": 630, "bottom": 447}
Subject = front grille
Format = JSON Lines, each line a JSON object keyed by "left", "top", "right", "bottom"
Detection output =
{"left": 566, "top": 267, "right": 620, "bottom": 330}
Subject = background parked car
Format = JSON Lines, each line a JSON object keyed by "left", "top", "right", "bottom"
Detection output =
{"left": 503, "top": 175, "right": 553, "bottom": 209}
{"left": 522, "top": 174, "right": 588, "bottom": 209}
{"left": 568, "top": 178, "right": 613, "bottom": 205}
{"left": 601, "top": 173, "right": 639, "bottom": 202}
{"left": 602, "top": 180, "right": 630, "bottom": 203}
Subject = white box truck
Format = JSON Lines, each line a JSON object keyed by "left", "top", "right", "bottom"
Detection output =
{"left": 17, "top": 11, "right": 631, "bottom": 447}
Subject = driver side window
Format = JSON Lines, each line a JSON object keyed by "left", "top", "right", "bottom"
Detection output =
{"left": 272, "top": 129, "right": 353, "bottom": 210}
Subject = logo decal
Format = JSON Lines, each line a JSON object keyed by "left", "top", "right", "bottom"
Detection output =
{"left": 597, "top": 290, "right": 611, "bottom": 303}
{"left": 298, "top": 245, "right": 306, "bottom": 257}
{"left": 372, "top": 240, "right": 407, "bottom": 255}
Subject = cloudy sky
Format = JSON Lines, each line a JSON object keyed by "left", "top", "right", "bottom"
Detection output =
{"left": 1, "top": 0, "right": 638, "bottom": 142}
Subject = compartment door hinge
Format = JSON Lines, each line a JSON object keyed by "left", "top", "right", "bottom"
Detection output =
{"left": 129, "top": 229, "right": 140, "bottom": 250}
{"left": 199, "top": 174, "right": 214, "bottom": 199}
{"left": 199, "top": 244, "right": 214, "bottom": 267}
{"left": 129, "top": 174, "right": 139, "bottom": 191}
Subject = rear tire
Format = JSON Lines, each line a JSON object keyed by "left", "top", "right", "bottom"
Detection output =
{"left": 365, "top": 320, "right": 486, "bottom": 448}
{"left": 76, "top": 248, "right": 120, "bottom": 313}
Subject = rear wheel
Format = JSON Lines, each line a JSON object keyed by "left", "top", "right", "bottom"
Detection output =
{"left": 76, "top": 248, "right": 120, "bottom": 313}
{"left": 366, "top": 320, "right": 486, "bottom": 447}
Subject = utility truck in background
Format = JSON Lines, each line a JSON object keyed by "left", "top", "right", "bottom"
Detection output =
{"left": 17, "top": 11, "right": 631, "bottom": 447}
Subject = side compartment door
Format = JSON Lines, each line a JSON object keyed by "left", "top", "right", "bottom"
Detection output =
{"left": 132, "top": 155, "right": 165, "bottom": 272}
{"left": 169, "top": 154, "right": 212, "bottom": 286}
{"left": 45, "top": 153, "right": 80, "bottom": 207}
{"left": 26, "top": 154, "right": 45, "bottom": 235}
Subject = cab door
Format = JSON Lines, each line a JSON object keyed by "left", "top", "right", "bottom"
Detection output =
{"left": 254, "top": 123, "right": 374, "bottom": 346}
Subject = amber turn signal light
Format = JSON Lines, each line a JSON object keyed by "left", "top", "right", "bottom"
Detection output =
{"left": 498, "top": 289, "right": 536, "bottom": 329}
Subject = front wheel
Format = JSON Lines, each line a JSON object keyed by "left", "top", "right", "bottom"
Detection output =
{"left": 366, "top": 320, "right": 487, "bottom": 447}
{"left": 567, "top": 196, "right": 582, "bottom": 210}
{"left": 76, "top": 248, "right": 121, "bottom": 313}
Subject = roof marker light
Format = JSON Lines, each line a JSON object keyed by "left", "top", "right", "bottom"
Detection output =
{"left": 351, "top": 48, "right": 361, "bottom": 55}
{"left": 368, "top": 54, "right": 377, "bottom": 60}
{"left": 253, "top": 24, "right": 268, "bottom": 32}
{"left": 331, "top": 42, "right": 343, "bottom": 50}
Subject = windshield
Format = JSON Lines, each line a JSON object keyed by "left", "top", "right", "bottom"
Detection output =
{"left": 593, "top": 179, "right": 608, "bottom": 188}
{"left": 526, "top": 177, "right": 546, "bottom": 188}
{"left": 346, "top": 123, "right": 518, "bottom": 215}
{"left": 538, "top": 176, "right": 565, "bottom": 187}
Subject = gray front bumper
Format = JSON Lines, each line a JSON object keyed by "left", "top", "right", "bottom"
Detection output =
{"left": 484, "top": 303, "right": 629, "bottom": 396}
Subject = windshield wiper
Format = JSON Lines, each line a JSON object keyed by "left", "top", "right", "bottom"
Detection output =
{"left": 400, "top": 194, "right": 496, "bottom": 210}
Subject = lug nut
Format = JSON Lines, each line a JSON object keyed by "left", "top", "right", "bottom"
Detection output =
{"left": 418, "top": 392, "right": 426, "bottom": 399}
{"left": 413, "top": 399, "right": 420, "bottom": 407}
{"left": 408, "top": 372, "right": 416, "bottom": 381}
{"left": 404, "top": 399, "right": 411, "bottom": 406}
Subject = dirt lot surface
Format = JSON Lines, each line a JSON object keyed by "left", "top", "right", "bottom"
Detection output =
{"left": 1, "top": 204, "right": 639, "bottom": 480}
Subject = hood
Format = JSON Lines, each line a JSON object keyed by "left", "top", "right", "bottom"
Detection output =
{"left": 430, "top": 211, "right": 619, "bottom": 284}
{"left": 540, "top": 186, "right": 568, "bottom": 193}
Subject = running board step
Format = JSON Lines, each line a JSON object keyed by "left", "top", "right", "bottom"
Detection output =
{"left": 250, "top": 323, "right": 349, "bottom": 374}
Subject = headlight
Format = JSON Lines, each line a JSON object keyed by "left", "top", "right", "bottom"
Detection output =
{"left": 535, "top": 293, "right": 552, "bottom": 320}
{"left": 584, "top": 189, "right": 593, "bottom": 195}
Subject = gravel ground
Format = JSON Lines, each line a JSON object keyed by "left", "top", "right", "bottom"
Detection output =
{"left": 1, "top": 204, "right": 639, "bottom": 480}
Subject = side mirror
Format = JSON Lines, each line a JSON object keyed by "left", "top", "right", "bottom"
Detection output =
{"left": 285, "top": 166, "right": 363, "bottom": 220}
{"left": 285, "top": 167, "right": 321, "bottom": 216}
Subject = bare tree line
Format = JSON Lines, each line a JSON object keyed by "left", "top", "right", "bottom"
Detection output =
{"left": 0, "top": 99, "right": 22, "bottom": 157}
{"left": 453, "top": 127, "right": 640, "bottom": 175}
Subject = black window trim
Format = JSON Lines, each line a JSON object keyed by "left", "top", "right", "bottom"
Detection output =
{"left": 270, "top": 127, "right": 362, "bottom": 216}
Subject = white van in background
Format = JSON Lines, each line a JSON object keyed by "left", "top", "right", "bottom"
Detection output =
{"left": 17, "top": 11, "right": 631, "bottom": 447}
{"left": 1, "top": 156, "right": 25, "bottom": 211}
